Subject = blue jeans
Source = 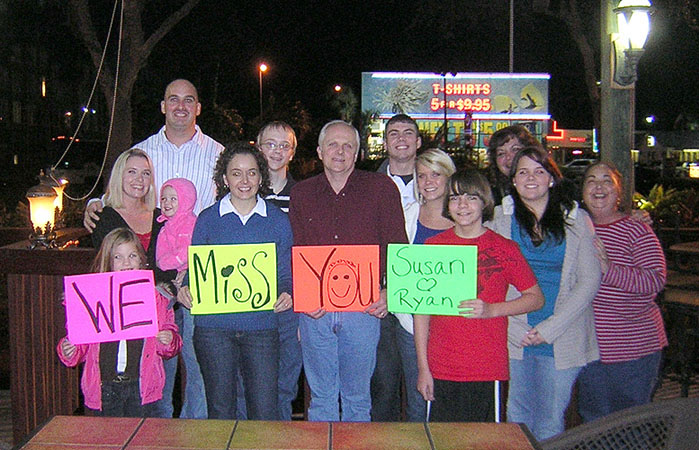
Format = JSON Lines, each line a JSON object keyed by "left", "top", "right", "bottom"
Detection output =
{"left": 194, "top": 326, "right": 279, "bottom": 420}
{"left": 277, "top": 309, "right": 303, "bottom": 420}
{"left": 234, "top": 310, "right": 302, "bottom": 420}
{"left": 152, "top": 307, "right": 207, "bottom": 418}
{"left": 155, "top": 354, "right": 178, "bottom": 418}
{"left": 577, "top": 351, "right": 662, "bottom": 423}
{"left": 300, "top": 312, "right": 380, "bottom": 422}
{"left": 507, "top": 355, "right": 582, "bottom": 441}
{"left": 236, "top": 372, "right": 247, "bottom": 419}
{"left": 371, "top": 313, "right": 426, "bottom": 422}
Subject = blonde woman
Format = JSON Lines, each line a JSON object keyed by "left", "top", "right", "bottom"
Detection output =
{"left": 379, "top": 148, "right": 456, "bottom": 422}
{"left": 91, "top": 148, "right": 160, "bottom": 266}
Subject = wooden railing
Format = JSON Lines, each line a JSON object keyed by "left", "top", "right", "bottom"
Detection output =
{"left": 0, "top": 229, "right": 95, "bottom": 444}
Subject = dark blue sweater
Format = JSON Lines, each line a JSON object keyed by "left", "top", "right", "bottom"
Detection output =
{"left": 189, "top": 198, "right": 293, "bottom": 330}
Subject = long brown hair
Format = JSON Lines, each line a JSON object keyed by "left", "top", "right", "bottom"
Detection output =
{"left": 510, "top": 146, "right": 573, "bottom": 245}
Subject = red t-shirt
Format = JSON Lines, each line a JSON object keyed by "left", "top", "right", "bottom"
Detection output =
{"left": 425, "top": 228, "right": 537, "bottom": 381}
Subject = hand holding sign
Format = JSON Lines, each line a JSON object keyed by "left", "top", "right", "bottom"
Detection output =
{"left": 157, "top": 330, "right": 174, "bottom": 345}
{"left": 61, "top": 340, "right": 77, "bottom": 359}
{"left": 273, "top": 292, "right": 293, "bottom": 313}
{"left": 459, "top": 299, "right": 490, "bottom": 318}
{"left": 364, "top": 289, "right": 388, "bottom": 318}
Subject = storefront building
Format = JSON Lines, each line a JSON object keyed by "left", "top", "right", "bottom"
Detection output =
{"left": 361, "top": 72, "right": 551, "bottom": 167}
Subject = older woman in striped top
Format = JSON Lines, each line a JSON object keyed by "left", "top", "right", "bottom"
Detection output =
{"left": 577, "top": 161, "right": 667, "bottom": 422}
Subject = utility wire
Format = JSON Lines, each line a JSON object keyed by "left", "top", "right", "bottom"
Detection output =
{"left": 53, "top": 0, "right": 122, "bottom": 202}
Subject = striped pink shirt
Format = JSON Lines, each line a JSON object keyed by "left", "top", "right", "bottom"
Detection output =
{"left": 593, "top": 216, "right": 667, "bottom": 362}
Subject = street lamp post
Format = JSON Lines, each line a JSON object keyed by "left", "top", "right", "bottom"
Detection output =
{"left": 258, "top": 62, "right": 268, "bottom": 117}
{"left": 600, "top": 0, "right": 652, "bottom": 210}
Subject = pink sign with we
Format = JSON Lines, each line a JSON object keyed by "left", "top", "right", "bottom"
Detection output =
{"left": 63, "top": 270, "right": 159, "bottom": 345}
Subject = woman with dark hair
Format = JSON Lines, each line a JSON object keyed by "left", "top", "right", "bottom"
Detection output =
{"left": 577, "top": 161, "right": 666, "bottom": 422}
{"left": 488, "top": 145, "right": 601, "bottom": 440}
{"left": 486, "top": 125, "right": 540, "bottom": 205}
{"left": 178, "top": 142, "right": 293, "bottom": 420}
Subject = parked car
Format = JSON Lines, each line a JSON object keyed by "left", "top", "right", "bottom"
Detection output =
{"left": 562, "top": 158, "right": 597, "bottom": 178}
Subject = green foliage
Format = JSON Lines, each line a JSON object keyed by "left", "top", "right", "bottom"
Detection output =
{"left": 0, "top": 201, "right": 31, "bottom": 228}
{"left": 635, "top": 184, "right": 699, "bottom": 227}
{"left": 60, "top": 198, "right": 87, "bottom": 229}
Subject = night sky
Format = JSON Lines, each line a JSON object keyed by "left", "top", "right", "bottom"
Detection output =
{"left": 34, "top": 1, "right": 699, "bottom": 135}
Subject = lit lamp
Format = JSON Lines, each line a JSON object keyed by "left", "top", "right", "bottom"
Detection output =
{"left": 26, "top": 179, "right": 58, "bottom": 249}
{"left": 43, "top": 172, "right": 68, "bottom": 212}
{"left": 612, "top": 0, "right": 652, "bottom": 86}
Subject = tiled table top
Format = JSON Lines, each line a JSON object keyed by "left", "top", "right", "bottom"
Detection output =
{"left": 18, "top": 416, "right": 538, "bottom": 450}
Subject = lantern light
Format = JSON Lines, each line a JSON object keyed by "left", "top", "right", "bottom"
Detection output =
{"left": 612, "top": 0, "right": 652, "bottom": 86}
{"left": 25, "top": 175, "right": 58, "bottom": 249}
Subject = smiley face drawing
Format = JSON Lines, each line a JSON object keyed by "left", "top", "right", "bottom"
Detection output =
{"left": 324, "top": 260, "right": 359, "bottom": 308}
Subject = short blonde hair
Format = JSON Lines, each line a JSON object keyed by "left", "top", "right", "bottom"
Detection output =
{"left": 104, "top": 148, "right": 156, "bottom": 210}
{"left": 413, "top": 148, "right": 457, "bottom": 204}
{"left": 256, "top": 121, "right": 298, "bottom": 151}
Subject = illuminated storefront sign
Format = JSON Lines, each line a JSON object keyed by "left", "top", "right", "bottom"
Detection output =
{"left": 361, "top": 72, "right": 551, "bottom": 120}
{"left": 416, "top": 120, "right": 535, "bottom": 148}
{"left": 690, "top": 163, "right": 699, "bottom": 179}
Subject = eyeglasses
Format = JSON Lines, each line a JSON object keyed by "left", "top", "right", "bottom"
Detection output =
{"left": 259, "top": 141, "right": 293, "bottom": 151}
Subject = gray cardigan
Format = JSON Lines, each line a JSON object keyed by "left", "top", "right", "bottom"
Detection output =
{"left": 488, "top": 196, "right": 601, "bottom": 370}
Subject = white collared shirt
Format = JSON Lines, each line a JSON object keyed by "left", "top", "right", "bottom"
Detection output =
{"left": 219, "top": 194, "right": 267, "bottom": 225}
{"left": 386, "top": 163, "right": 416, "bottom": 208}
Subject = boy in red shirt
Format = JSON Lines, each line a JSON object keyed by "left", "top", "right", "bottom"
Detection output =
{"left": 414, "top": 169, "right": 544, "bottom": 422}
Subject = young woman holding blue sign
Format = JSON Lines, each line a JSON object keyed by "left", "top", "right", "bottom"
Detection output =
{"left": 57, "top": 228, "right": 182, "bottom": 417}
{"left": 488, "top": 145, "right": 600, "bottom": 440}
{"left": 414, "top": 169, "right": 544, "bottom": 422}
{"left": 178, "top": 142, "right": 293, "bottom": 420}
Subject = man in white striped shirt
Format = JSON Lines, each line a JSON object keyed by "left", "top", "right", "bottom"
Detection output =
{"left": 83, "top": 79, "right": 223, "bottom": 420}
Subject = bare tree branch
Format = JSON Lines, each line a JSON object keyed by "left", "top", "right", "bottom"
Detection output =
{"left": 67, "top": 0, "right": 116, "bottom": 98}
{"left": 65, "top": 0, "right": 202, "bottom": 170}
{"left": 142, "top": 0, "right": 201, "bottom": 57}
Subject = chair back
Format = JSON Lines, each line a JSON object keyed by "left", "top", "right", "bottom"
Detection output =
{"left": 540, "top": 398, "right": 699, "bottom": 450}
